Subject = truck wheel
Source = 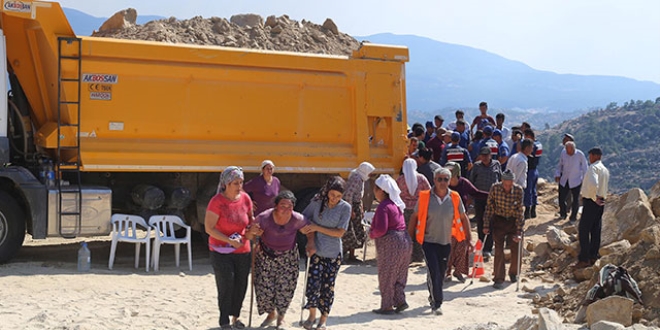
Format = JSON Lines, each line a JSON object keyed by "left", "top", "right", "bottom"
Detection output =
{"left": 0, "top": 191, "right": 26, "bottom": 264}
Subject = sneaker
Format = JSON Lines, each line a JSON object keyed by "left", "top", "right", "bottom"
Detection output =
{"left": 509, "top": 274, "right": 517, "bottom": 282}
{"left": 493, "top": 282, "right": 504, "bottom": 290}
{"left": 432, "top": 306, "right": 443, "bottom": 315}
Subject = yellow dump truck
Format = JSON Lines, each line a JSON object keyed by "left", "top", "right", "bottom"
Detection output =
{"left": 0, "top": 1, "right": 409, "bottom": 262}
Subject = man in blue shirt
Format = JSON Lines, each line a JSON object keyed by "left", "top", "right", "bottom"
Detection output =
{"left": 454, "top": 119, "right": 470, "bottom": 149}
{"left": 492, "top": 129, "right": 510, "bottom": 169}
{"left": 554, "top": 141, "right": 588, "bottom": 222}
{"left": 523, "top": 129, "right": 542, "bottom": 219}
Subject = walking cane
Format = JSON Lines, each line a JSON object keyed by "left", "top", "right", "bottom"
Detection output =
{"left": 516, "top": 233, "right": 524, "bottom": 292}
{"left": 463, "top": 234, "right": 488, "bottom": 291}
{"left": 299, "top": 254, "right": 312, "bottom": 326}
{"left": 249, "top": 241, "right": 257, "bottom": 328}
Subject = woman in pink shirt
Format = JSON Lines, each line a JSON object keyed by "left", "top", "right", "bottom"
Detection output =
{"left": 370, "top": 174, "right": 412, "bottom": 315}
{"left": 205, "top": 166, "right": 260, "bottom": 330}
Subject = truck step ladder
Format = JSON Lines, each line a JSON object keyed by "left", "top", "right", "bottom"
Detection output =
{"left": 56, "top": 37, "right": 83, "bottom": 238}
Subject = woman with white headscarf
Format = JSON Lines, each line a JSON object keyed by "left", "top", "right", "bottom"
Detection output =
{"left": 370, "top": 174, "right": 412, "bottom": 315}
{"left": 341, "top": 161, "right": 376, "bottom": 260}
{"left": 396, "top": 158, "right": 431, "bottom": 262}
{"left": 206, "top": 166, "right": 260, "bottom": 330}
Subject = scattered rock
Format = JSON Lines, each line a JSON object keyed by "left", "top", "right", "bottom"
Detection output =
{"left": 479, "top": 275, "right": 491, "bottom": 283}
{"left": 564, "top": 241, "right": 580, "bottom": 258}
{"left": 546, "top": 226, "right": 571, "bottom": 250}
{"left": 586, "top": 296, "right": 634, "bottom": 327}
{"left": 639, "top": 225, "right": 660, "bottom": 245}
{"left": 590, "top": 320, "right": 625, "bottom": 330}
{"left": 322, "top": 18, "right": 339, "bottom": 34}
{"left": 264, "top": 15, "right": 277, "bottom": 28}
{"left": 644, "top": 247, "right": 660, "bottom": 260}
{"left": 230, "top": 14, "right": 263, "bottom": 28}
{"left": 535, "top": 242, "right": 553, "bottom": 258}
{"left": 538, "top": 307, "right": 563, "bottom": 330}
{"left": 532, "top": 293, "right": 542, "bottom": 303}
{"left": 508, "top": 315, "right": 537, "bottom": 330}
{"left": 599, "top": 239, "right": 631, "bottom": 256}
{"left": 99, "top": 8, "right": 137, "bottom": 32}
{"left": 541, "top": 276, "right": 555, "bottom": 284}
{"left": 562, "top": 225, "right": 578, "bottom": 235}
{"left": 522, "top": 285, "right": 537, "bottom": 293}
{"left": 526, "top": 241, "right": 536, "bottom": 252}
{"left": 573, "top": 266, "right": 594, "bottom": 282}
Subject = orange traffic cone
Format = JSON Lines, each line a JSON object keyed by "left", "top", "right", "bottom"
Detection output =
{"left": 471, "top": 239, "right": 485, "bottom": 278}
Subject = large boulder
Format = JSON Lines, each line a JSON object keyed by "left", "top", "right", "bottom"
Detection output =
{"left": 601, "top": 188, "right": 657, "bottom": 246}
{"left": 598, "top": 239, "right": 631, "bottom": 256}
{"left": 546, "top": 226, "right": 571, "bottom": 250}
{"left": 590, "top": 321, "right": 625, "bottom": 330}
{"left": 229, "top": 14, "right": 263, "bottom": 28}
{"left": 639, "top": 225, "right": 660, "bottom": 245}
{"left": 586, "top": 296, "right": 634, "bottom": 327}
{"left": 650, "top": 180, "right": 660, "bottom": 217}
{"left": 537, "top": 307, "right": 563, "bottom": 330}
{"left": 99, "top": 8, "right": 137, "bottom": 32}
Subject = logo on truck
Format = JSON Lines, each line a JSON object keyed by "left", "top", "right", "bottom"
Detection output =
{"left": 82, "top": 73, "right": 118, "bottom": 84}
{"left": 3, "top": 0, "right": 32, "bottom": 12}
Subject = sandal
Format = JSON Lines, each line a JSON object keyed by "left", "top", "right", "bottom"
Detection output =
{"left": 315, "top": 324, "right": 327, "bottom": 330}
{"left": 302, "top": 319, "right": 315, "bottom": 330}
{"left": 260, "top": 316, "right": 276, "bottom": 328}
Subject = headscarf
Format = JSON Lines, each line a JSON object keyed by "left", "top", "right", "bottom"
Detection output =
{"left": 217, "top": 166, "right": 244, "bottom": 193}
{"left": 314, "top": 176, "right": 346, "bottom": 213}
{"left": 355, "top": 162, "right": 376, "bottom": 181}
{"left": 261, "top": 160, "right": 275, "bottom": 169}
{"left": 402, "top": 158, "right": 418, "bottom": 196}
{"left": 375, "top": 174, "right": 405, "bottom": 211}
{"left": 445, "top": 161, "right": 461, "bottom": 178}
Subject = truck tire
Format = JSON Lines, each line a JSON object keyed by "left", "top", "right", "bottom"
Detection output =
{"left": 0, "top": 191, "right": 26, "bottom": 264}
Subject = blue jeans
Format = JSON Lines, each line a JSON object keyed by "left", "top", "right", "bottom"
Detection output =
{"left": 524, "top": 169, "right": 539, "bottom": 207}
{"left": 422, "top": 242, "right": 451, "bottom": 309}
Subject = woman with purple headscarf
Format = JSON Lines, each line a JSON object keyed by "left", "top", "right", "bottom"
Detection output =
{"left": 206, "top": 166, "right": 260, "bottom": 330}
{"left": 244, "top": 160, "right": 281, "bottom": 216}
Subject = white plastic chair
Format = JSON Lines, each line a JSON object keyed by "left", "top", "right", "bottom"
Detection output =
{"left": 148, "top": 215, "right": 192, "bottom": 271}
{"left": 108, "top": 214, "right": 152, "bottom": 272}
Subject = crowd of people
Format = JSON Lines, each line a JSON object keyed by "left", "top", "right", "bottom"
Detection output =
{"left": 201, "top": 101, "right": 609, "bottom": 329}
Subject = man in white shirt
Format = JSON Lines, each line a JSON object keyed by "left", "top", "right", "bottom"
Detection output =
{"left": 574, "top": 147, "right": 610, "bottom": 269}
{"left": 554, "top": 141, "right": 588, "bottom": 222}
{"left": 507, "top": 139, "right": 533, "bottom": 189}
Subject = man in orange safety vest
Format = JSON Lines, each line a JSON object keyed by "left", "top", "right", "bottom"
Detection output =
{"left": 408, "top": 167, "right": 471, "bottom": 316}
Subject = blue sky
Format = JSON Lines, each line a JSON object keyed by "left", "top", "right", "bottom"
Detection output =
{"left": 55, "top": 0, "right": 660, "bottom": 84}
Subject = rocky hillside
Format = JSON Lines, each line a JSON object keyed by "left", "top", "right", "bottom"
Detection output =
{"left": 538, "top": 98, "right": 660, "bottom": 194}
{"left": 523, "top": 181, "right": 660, "bottom": 328}
{"left": 90, "top": 8, "right": 359, "bottom": 55}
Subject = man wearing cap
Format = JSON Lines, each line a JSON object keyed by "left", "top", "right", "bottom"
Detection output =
{"left": 426, "top": 127, "right": 446, "bottom": 163}
{"left": 574, "top": 147, "right": 609, "bottom": 269}
{"left": 468, "top": 147, "right": 502, "bottom": 260}
{"left": 470, "top": 101, "right": 496, "bottom": 136}
{"left": 495, "top": 113, "right": 512, "bottom": 150}
{"left": 440, "top": 132, "right": 472, "bottom": 178}
{"left": 523, "top": 129, "right": 542, "bottom": 219}
{"left": 483, "top": 169, "right": 525, "bottom": 289}
{"left": 478, "top": 126, "right": 499, "bottom": 161}
{"left": 492, "top": 129, "right": 510, "bottom": 168}
{"left": 555, "top": 141, "right": 588, "bottom": 222}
